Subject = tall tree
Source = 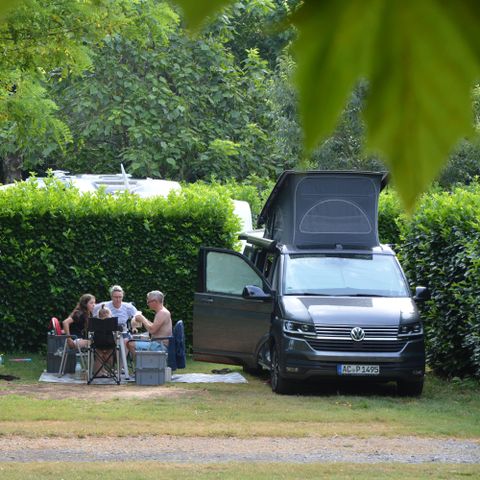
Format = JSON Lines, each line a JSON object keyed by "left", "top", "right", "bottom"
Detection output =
{"left": 268, "top": 54, "right": 385, "bottom": 173}
{"left": 0, "top": 0, "right": 176, "bottom": 183}
{"left": 24, "top": 2, "right": 284, "bottom": 182}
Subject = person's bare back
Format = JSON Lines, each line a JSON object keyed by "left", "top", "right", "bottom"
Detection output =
{"left": 136, "top": 291, "right": 172, "bottom": 344}
{"left": 150, "top": 306, "right": 172, "bottom": 339}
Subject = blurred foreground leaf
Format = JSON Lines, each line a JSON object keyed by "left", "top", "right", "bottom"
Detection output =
{"left": 0, "top": 0, "right": 18, "bottom": 18}
{"left": 176, "top": 0, "right": 480, "bottom": 211}
{"left": 293, "top": 0, "right": 480, "bottom": 210}
{"left": 174, "top": 0, "right": 231, "bottom": 30}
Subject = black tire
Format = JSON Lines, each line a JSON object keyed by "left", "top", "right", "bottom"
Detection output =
{"left": 270, "top": 346, "right": 293, "bottom": 394}
{"left": 397, "top": 378, "right": 424, "bottom": 397}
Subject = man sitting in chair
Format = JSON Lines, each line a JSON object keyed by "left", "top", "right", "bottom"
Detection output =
{"left": 128, "top": 290, "right": 172, "bottom": 354}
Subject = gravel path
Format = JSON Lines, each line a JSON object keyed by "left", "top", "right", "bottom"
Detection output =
{"left": 1, "top": 436, "right": 479, "bottom": 464}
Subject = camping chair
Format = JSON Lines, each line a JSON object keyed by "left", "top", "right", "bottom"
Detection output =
{"left": 87, "top": 317, "right": 121, "bottom": 385}
{"left": 51, "top": 317, "right": 87, "bottom": 377}
{"left": 49, "top": 317, "right": 63, "bottom": 336}
{"left": 57, "top": 334, "right": 88, "bottom": 377}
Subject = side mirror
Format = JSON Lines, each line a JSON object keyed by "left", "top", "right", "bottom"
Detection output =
{"left": 242, "top": 285, "right": 272, "bottom": 301}
{"left": 413, "top": 286, "right": 430, "bottom": 302}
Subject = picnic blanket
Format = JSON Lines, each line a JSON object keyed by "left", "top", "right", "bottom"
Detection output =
{"left": 39, "top": 371, "right": 247, "bottom": 384}
{"left": 171, "top": 372, "right": 247, "bottom": 383}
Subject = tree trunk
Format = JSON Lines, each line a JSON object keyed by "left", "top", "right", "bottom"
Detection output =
{"left": 1, "top": 153, "right": 23, "bottom": 184}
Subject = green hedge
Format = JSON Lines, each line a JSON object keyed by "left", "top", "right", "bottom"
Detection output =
{"left": 398, "top": 185, "right": 480, "bottom": 379}
{"left": 378, "top": 189, "right": 404, "bottom": 247}
{"left": 379, "top": 187, "right": 480, "bottom": 379}
{"left": 0, "top": 179, "right": 239, "bottom": 352}
{"left": 3, "top": 177, "right": 480, "bottom": 379}
{"left": 191, "top": 174, "right": 275, "bottom": 225}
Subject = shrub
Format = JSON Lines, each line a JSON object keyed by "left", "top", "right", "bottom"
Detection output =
{"left": 378, "top": 189, "right": 404, "bottom": 247}
{"left": 399, "top": 184, "right": 480, "bottom": 378}
{"left": 3, "top": 176, "right": 480, "bottom": 379}
{"left": 192, "top": 174, "right": 275, "bottom": 225}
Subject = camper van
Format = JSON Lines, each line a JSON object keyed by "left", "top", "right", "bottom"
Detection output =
{"left": 193, "top": 171, "right": 428, "bottom": 395}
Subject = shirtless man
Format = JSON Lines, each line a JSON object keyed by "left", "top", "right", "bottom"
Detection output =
{"left": 128, "top": 290, "right": 172, "bottom": 354}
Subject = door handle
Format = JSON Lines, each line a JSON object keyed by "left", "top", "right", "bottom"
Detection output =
{"left": 200, "top": 298, "right": 214, "bottom": 303}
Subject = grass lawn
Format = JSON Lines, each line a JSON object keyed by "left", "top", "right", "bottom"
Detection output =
{"left": 0, "top": 353, "right": 479, "bottom": 478}
{"left": 0, "top": 353, "right": 479, "bottom": 439}
{"left": 0, "top": 463, "right": 479, "bottom": 480}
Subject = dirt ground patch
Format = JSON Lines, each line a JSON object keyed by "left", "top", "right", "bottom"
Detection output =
{"left": 0, "top": 382, "right": 193, "bottom": 401}
{"left": 1, "top": 435, "right": 479, "bottom": 464}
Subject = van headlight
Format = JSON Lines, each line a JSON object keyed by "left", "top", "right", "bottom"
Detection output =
{"left": 283, "top": 320, "right": 315, "bottom": 336}
{"left": 398, "top": 321, "right": 423, "bottom": 337}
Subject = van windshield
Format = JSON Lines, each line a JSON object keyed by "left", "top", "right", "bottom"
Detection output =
{"left": 283, "top": 253, "right": 410, "bottom": 297}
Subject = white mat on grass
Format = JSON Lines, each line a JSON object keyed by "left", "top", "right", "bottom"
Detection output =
{"left": 171, "top": 372, "right": 247, "bottom": 383}
{"left": 39, "top": 372, "right": 131, "bottom": 384}
{"left": 39, "top": 371, "right": 248, "bottom": 384}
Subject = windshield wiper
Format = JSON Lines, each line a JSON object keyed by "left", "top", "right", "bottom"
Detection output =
{"left": 286, "top": 292, "right": 331, "bottom": 296}
{"left": 344, "top": 293, "right": 386, "bottom": 297}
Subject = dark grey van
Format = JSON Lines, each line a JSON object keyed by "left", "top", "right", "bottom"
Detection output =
{"left": 193, "top": 171, "right": 427, "bottom": 395}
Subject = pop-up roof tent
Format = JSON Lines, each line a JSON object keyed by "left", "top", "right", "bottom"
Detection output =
{"left": 257, "top": 171, "right": 388, "bottom": 249}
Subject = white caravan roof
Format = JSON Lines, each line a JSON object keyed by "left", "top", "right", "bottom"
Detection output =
{"left": 0, "top": 168, "right": 252, "bottom": 233}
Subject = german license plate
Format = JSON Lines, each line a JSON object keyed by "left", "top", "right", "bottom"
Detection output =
{"left": 337, "top": 364, "right": 380, "bottom": 376}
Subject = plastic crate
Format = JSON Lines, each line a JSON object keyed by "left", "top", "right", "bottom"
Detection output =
{"left": 136, "top": 351, "right": 167, "bottom": 370}
{"left": 135, "top": 368, "right": 166, "bottom": 386}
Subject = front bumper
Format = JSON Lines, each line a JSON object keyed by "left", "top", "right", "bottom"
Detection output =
{"left": 277, "top": 334, "right": 425, "bottom": 382}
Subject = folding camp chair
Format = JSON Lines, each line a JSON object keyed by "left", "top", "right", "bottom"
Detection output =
{"left": 87, "top": 317, "right": 121, "bottom": 385}
{"left": 51, "top": 316, "right": 89, "bottom": 377}
{"left": 49, "top": 317, "right": 63, "bottom": 336}
{"left": 57, "top": 334, "right": 87, "bottom": 377}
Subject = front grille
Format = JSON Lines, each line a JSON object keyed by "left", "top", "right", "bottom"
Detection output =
{"left": 307, "top": 324, "right": 405, "bottom": 353}
{"left": 307, "top": 338, "right": 406, "bottom": 352}
{"left": 315, "top": 325, "right": 398, "bottom": 338}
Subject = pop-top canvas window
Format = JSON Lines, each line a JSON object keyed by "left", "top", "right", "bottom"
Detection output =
{"left": 259, "top": 171, "right": 385, "bottom": 248}
{"left": 299, "top": 199, "right": 372, "bottom": 234}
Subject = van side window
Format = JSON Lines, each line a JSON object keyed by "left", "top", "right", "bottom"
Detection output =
{"left": 264, "top": 253, "right": 276, "bottom": 281}
{"left": 206, "top": 251, "right": 263, "bottom": 295}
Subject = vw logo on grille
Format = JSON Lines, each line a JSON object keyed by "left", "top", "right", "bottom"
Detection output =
{"left": 350, "top": 327, "right": 365, "bottom": 342}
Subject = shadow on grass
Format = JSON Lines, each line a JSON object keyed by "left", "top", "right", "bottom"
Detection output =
{"left": 298, "top": 378, "right": 399, "bottom": 397}
{"left": 254, "top": 371, "right": 400, "bottom": 397}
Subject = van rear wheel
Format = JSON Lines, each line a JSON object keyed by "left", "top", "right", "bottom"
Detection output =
{"left": 271, "top": 346, "right": 293, "bottom": 394}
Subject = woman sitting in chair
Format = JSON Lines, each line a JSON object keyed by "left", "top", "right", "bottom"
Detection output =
{"left": 63, "top": 293, "right": 96, "bottom": 349}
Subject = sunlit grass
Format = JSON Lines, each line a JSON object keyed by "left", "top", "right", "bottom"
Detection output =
{"left": 0, "top": 355, "right": 479, "bottom": 439}
{"left": 0, "top": 462, "right": 479, "bottom": 480}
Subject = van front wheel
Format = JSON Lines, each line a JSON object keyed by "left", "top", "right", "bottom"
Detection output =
{"left": 271, "top": 346, "right": 293, "bottom": 394}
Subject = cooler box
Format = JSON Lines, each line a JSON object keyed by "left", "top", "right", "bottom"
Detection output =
{"left": 135, "top": 351, "right": 167, "bottom": 385}
{"left": 135, "top": 369, "right": 166, "bottom": 386}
